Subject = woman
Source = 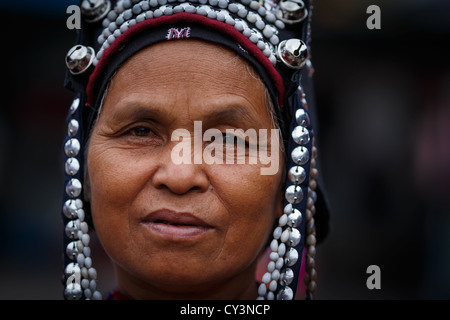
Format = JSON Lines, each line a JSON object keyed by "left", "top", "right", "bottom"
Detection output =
{"left": 62, "top": 0, "right": 328, "bottom": 300}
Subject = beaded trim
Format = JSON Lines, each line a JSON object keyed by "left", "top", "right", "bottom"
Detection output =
{"left": 94, "top": 0, "right": 286, "bottom": 67}
{"left": 62, "top": 97, "right": 102, "bottom": 300}
{"left": 257, "top": 85, "right": 317, "bottom": 300}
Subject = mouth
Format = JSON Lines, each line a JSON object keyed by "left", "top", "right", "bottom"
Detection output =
{"left": 141, "top": 209, "right": 213, "bottom": 240}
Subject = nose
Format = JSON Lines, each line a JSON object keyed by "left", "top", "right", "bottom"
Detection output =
{"left": 151, "top": 148, "right": 210, "bottom": 195}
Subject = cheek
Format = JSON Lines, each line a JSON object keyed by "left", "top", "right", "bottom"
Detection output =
{"left": 209, "top": 164, "right": 283, "bottom": 261}
{"left": 88, "top": 147, "right": 144, "bottom": 208}
{"left": 86, "top": 142, "right": 151, "bottom": 251}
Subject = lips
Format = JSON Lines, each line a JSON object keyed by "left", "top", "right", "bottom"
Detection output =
{"left": 141, "top": 209, "right": 213, "bottom": 240}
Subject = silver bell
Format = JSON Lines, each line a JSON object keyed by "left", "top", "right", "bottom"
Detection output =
{"left": 276, "top": 0, "right": 308, "bottom": 24}
{"left": 66, "top": 45, "right": 95, "bottom": 75}
{"left": 277, "top": 39, "right": 308, "bottom": 69}
{"left": 81, "top": 0, "right": 111, "bottom": 23}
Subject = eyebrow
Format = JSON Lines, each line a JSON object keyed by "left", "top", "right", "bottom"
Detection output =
{"left": 109, "top": 101, "right": 262, "bottom": 128}
{"left": 110, "top": 105, "right": 162, "bottom": 124}
{"left": 201, "top": 107, "right": 259, "bottom": 128}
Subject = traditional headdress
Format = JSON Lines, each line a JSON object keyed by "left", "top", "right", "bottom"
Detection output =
{"left": 62, "top": 0, "right": 329, "bottom": 300}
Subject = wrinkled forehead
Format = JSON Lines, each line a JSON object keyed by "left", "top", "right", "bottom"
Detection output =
{"left": 110, "top": 38, "right": 261, "bottom": 84}
{"left": 98, "top": 39, "right": 276, "bottom": 130}
{"left": 86, "top": 18, "right": 284, "bottom": 112}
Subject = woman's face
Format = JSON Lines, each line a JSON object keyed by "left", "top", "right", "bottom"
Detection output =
{"left": 87, "top": 39, "right": 284, "bottom": 299}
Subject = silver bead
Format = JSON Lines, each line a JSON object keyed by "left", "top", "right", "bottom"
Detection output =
{"left": 89, "top": 279, "right": 97, "bottom": 291}
{"left": 77, "top": 253, "right": 86, "bottom": 267}
{"left": 65, "top": 157, "right": 80, "bottom": 176}
{"left": 267, "top": 261, "right": 276, "bottom": 273}
{"left": 310, "top": 190, "right": 317, "bottom": 203}
{"left": 288, "top": 165, "right": 306, "bottom": 184}
{"left": 289, "top": 227, "right": 301, "bottom": 246}
{"left": 63, "top": 199, "right": 79, "bottom": 219}
{"left": 307, "top": 280, "right": 317, "bottom": 293}
{"left": 65, "top": 220, "right": 80, "bottom": 239}
{"left": 249, "top": 0, "right": 260, "bottom": 10}
{"left": 262, "top": 272, "right": 271, "bottom": 284}
{"left": 93, "top": 291, "right": 103, "bottom": 300}
{"left": 81, "top": 278, "right": 90, "bottom": 289}
{"left": 84, "top": 288, "right": 92, "bottom": 299}
{"left": 64, "top": 138, "right": 81, "bottom": 157}
{"left": 88, "top": 267, "right": 98, "bottom": 280}
{"left": 273, "top": 226, "right": 282, "bottom": 240}
{"left": 218, "top": 0, "right": 229, "bottom": 9}
{"left": 307, "top": 234, "right": 317, "bottom": 246}
{"left": 68, "top": 119, "right": 79, "bottom": 137}
{"left": 278, "top": 243, "right": 286, "bottom": 256}
{"left": 84, "top": 257, "right": 92, "bottom": 268}
{"left": 81, "top": 234, "right": 90, "bottom": 246}
{"left": 276, "top": 0, "right": 308, "bottom": 24}
{"left": 292, "top": 126, "right": 310, "bottom": 145}
{"left": 66, "top": 45, "right": 96, "bottom": 75}
{"left": 283, "top": 203, "right": 294, "bottom": 215}
{"left": 277, "top": 38, "right": 308, "bottom": 69}
{"left": 285, "top": 185, "right": 303, "bottom": 204}
{"left": 272, "top": 269, "right": 280, "bottom": 281}
{"left": 275, "top": 257, "right": 284, "bottom": 270}
{"left": 83, "top": 246, "right": 91, "bottom": 257}
{"left": 197, "top": 5, "right": 212, "bottom": 15}
{"left": 277, "top": 286, "right": 293, "bottom": 300}
{"left": 66, "top": 241, "right": 80, "bottom": 260}
{"left": 285, "top": 247, "right": 299, "bottom": 266}
{"left": 64, "top": 282, "right": 83, "bottom": 300}
{"left": 291, "top": 146, "right": 309, "bottom": 165}
{"left": 65, "top": 262, "right": 81, "bottom": 278}
{"left": 287, "top": 208, "right": 302, "bottom": 228}
{"left": 281, "top": 267, "right": 294, "bottom": 286}
{"left": 258, "top": 283, "right": 267, "bottom": 296}
{"left": 69, "top": 98, "right": 80, "bottom": 115}
{"left": 81, "top": 0, "right": 112, "bottom": 23}
{"left": 81, "top": 267, "right": 89, "bottom": 279}
{"left": 295, "top": 108, "right": 310, "bottom": 127}
{"left": 80, "top": 221, "right": 89, "bottom": 234}
{"left": 280, "top": 228, "right": 290, "bottom": 243}
{"left": 278, "top": 214, "right": 288, "bottom": 227}
{"left": 269, "top": 279, "right": 277, "bottom": 292}
{"left": 66, "top": 178, "right": 82, "bottom": 198}
{"left": 270, "top": 239, "right": 278, "bottom": 252}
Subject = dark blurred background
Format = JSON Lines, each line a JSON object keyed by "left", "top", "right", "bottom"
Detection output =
{"left": 0, "top": 0, "right": 449, "bottom": 299}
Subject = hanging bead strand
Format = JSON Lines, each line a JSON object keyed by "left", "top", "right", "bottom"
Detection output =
{"left": 62, "top": 97, "right": 102, "bottom": 300}
{"left": 304, "top": 142, "right": 318, "bottom": 299}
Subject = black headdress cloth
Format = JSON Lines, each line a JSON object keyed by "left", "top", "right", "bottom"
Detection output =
{"left": 62, "top": 0, "right": 329, "bottom": 300}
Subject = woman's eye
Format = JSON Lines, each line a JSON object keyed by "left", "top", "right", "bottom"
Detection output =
{"left": 222, "top": 134, "right": 247, "bottom": 147}
{"left": 130, "top": 127, "right": 152, "bottom": 137}
{"left": 223, "top": 134, "right": 235, "bottom": 145}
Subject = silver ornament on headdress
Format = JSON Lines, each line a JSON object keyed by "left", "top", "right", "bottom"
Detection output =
{"left": 81, "top": 0, "right": 112, "bottom": 23}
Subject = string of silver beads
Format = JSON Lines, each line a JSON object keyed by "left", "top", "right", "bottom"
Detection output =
{"left": 63, "top": 97, "right": 102, "bottom": 300}
{"left": 257, "top": 86, "right": 312, "bottom": 300}
{"left": 298, "top": 86, "right": 318, "bottom": 299}
{"left": 304, "top": 143, "right": 318, "bottom": 299}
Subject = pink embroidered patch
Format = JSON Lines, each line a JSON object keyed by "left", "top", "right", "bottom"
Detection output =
{"left": 166, "top": 27, "right": 191, "bottom": 40}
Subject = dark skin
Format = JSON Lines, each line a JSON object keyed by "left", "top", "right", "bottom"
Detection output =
{"left": 87, "top": 39, "right": 284, "bottom": 299}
